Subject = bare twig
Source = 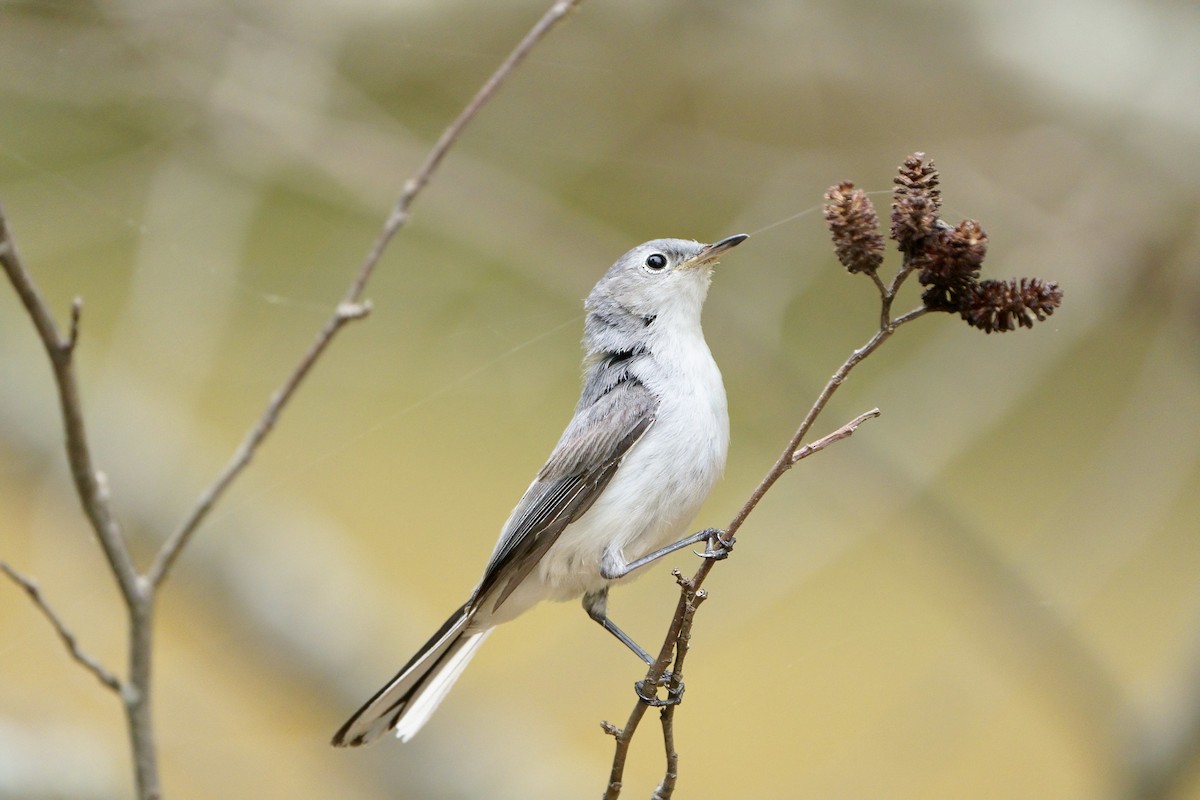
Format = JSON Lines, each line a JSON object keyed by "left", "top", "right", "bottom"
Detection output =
{"left": 149, "top": 0, "right": 586, "bottom": 589}
{"left": 791, "top": 408, "right": 880, "bottom": 463}
{"left": 720, "top": 308, "right": 922, "bottom": 557}
{"left": 345, "top": 0, "right": 584, "bottom": 307}
{"left": 1, "top": 562, "right": 122, "bottom": 693}
{"left": 146, "top": 301, "right": 370, "bottom": 587}
{"left": 603, "top": 152, "right": 1065, "bottom": 792}
{"left": 651, "top": 575, "right": 707, "bottom": 800}
{"left": 0, "top": 207, "right": 141, "bottom": 608}
{"left": 602, "top": 273, "right": 924, "bottom": 796}
{"left": 2, "top": 4, "right": 586, "bottom": 799}
{"left": 603, "top": 569, "right": 697, "bottom": 800}
{"left": 2, "top": 204, "right": 160, "bottom": 796}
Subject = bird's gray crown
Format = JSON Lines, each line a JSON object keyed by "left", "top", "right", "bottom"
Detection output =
{"left": 585, "top": 238, "right": 709, "bottom": 342}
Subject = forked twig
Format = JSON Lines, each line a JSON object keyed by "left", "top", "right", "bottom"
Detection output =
{"left": 0, "top": 210, "right": 141, "bottom": 608}
{"left": 603, "top": 154, "right": 1063, "bottom": 797}
{"left": 792, "top": 408, "right": 880, "bottom": 463}
{"left": 148, "top": 0, "right": 587, "bottom": 589}
{"left": 1, "top": 561, "right": 122, "bottom": 693}
{"left": 1, "top": 3, "right": 587, "bottom": 798}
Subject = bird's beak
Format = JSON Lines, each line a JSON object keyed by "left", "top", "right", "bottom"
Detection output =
{"left": 680, "top": 233, "right": 749, "bottom": 269}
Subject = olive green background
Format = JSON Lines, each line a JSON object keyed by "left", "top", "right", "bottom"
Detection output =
{"left": 2, "top": 1, "right": 1198, "bottom": 798}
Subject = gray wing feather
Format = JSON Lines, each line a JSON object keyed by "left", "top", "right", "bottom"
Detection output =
{"left": 475, "top": 375, "right": 656, "bottom": 611}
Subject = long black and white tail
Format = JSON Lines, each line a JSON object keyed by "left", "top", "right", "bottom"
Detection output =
{"left": 332, "top": 604, "right": 491, "bottom": 746}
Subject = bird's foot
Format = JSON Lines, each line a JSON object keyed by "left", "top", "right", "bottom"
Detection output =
{"left": 634, "top": 673, "right": 685, "bottom": 707}
{"left": 696, "top": 528, "right": 735, "bottom": 561}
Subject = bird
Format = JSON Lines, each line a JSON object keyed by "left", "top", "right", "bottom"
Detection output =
{"left": 332, "top": 233, "right": 748, "bottom": 747}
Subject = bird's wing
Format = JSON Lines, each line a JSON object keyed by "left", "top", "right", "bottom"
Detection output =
{"left": 474, "top": 377, "right": 657, "bottom": 613}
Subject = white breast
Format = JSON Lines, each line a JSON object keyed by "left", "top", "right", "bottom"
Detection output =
{"left": 533, "top": 320, "right": 729, "bottom": 602}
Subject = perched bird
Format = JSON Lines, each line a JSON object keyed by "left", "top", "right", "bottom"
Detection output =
{"left": 332, "top": 234, "right": 747, "bottom": 747}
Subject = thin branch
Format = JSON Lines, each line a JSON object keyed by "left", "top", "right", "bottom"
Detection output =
{"left": 605, "top": 155, "right": 1065, "bottom": 795}
{"left": 147, "top": 0, "right": 587, "bottom": 589}
{"left": 1, "top": 562, "right": 122, "bottom": 693}
{"left": 869, "top": 270, "right": 890, "bottom": 321}
{"left": 721, "top": 305, "right": 924, "bottom": 547}
{"left": 345, "top": 0, "right": 584, "bottom": 307}
{"left": 4, "top": 6, "right": 588, "bottom": 799}
{"left": 65, "top": 296, "right": 82, "bottom": 351}
{"left": 603, "top": 296, "right": 924, "bottom": 795}
{"left": 146, "top": 302, "right": 369, "bottom": 586}
{"left": 603, "top": 572, "right": 695, "bottom": 800}
{"left": 792, "top": 408, "right": 880, "bottom": 463}
{"left": 3, "top": 178, "right": 160, "bottom": 800}
{"left": 653, "top": 705, "right": 679, "bottom": 800}
{"left": 0, "top": 205, "right": 141, "bottom": 608}
{"left": 651, "top": 577, "right": 706, "bottom": 800}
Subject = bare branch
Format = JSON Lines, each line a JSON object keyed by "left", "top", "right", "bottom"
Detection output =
{"left": 4, "top": 5, "right": 588, "bottom": 798}
{"left": 652, "top": 579, "right": 706, "bottom": 800}
{"left": 1, "top": 562, "right": 122, "bottom": 693}
{"left": 602, "top": 406, "right": 887, "bottom": 795}
{"left": 0, "top": 206, "right": 141, "bottom": 608}
{"left": 65, "top": 297, "right": 82, "bottom": 352}
{"left": 147, "top": 0, "right": 586, "bottom": 589}
{"left": 791, "top": 408, "right": 880, "bottom": 463}
{"left": 720, "top": 306, "right": 924, "bottom": 549}
{"left": 343, "top": 0, "right": 585, "bottom": 307}
{"left": 601, "top": 152, "right": 1067, "bottom": 792}
{"left": 891, "top": 306, "right": 928, "bottom": 327}
{"left": 604, "top": 574, "right": 693, "bottom": 800}
{"left": 602, "top": 286, "right": 928, "bottom": 797}
{"left": 146, "top": 301, "right": 370, "bottom": 586}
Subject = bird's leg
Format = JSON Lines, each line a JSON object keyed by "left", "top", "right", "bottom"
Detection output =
{"left": 598, "top": 528, "right": 734, "bottom": 581}
{"left": 583, "top": 589, "right": 683, "bottom": 706}
{"left": 583, "top": 587, "right": 655, "bottom": 665}
{"left": 587, "top": 529, "right": 733, "bottom": 706}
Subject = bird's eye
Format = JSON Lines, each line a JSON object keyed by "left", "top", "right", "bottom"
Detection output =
{"left": 644, "top": 253, "right": 668, "bottom": 271}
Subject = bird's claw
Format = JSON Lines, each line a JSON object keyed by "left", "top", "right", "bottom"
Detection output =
{"left": 635, "top": 676, "right": 685, "bottom": 707}
{"left": 695, "top": 529, "right": 735, "bottom": 561}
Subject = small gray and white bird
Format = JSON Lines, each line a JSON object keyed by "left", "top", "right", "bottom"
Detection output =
{"left": 332, "top": 233, "right": 747, "bottom": 747}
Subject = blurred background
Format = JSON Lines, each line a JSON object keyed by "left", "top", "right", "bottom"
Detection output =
{"left": 1, "top": 0, "right": 1198, "bottom": 797}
